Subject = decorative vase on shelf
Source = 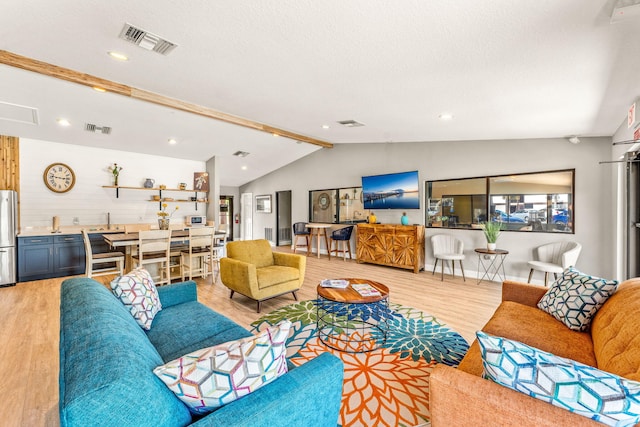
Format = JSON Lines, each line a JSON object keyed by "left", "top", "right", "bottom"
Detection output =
{"left": 144, "top": 178, "right": 155, "bottom": 188}
{"left": 401, "top": 212, "right": 409, "bottom": 225}
{"left": 158, "top": 219, "right": 170, "bottom": 230}
{"left": 487, "top": 242, "right": 497, "bottom": 251}
{"left": 113, "top": 176, "right": 118, "bottom": 186}
{"left": 368, "top": 212, "right": 377, "bottom": 224}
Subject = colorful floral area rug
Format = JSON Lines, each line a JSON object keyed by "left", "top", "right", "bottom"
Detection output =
{"left": 250, "top": 300, "right": 469, "bottom": 427}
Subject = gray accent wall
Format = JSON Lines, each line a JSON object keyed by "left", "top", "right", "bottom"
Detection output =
{"left": 240, "top": 137, "right": 616, "bottom": 282}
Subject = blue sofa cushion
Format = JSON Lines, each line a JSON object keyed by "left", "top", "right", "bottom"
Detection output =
{"left": 146, "top": 300, "right": 253, "bottom": 362}
{"left": 59, "top": 278, "right": 191, "bottom": 427}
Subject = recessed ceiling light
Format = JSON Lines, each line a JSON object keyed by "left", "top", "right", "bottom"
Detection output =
{"left": 56, "top": 118, "right": 71, "bottom": 127}
{"left": 438, "top": 113, "right": 454, "bottom": 120}
{"left": 321, "top": 124, "right": 330, "bottom": 129}
{"left": 241, "top": 166, "right": 247, "bottom": 170}
{"left": 107, "top": 51, "right": 129, "bottom": 61}
{"left": 272, "top": 133, "right": 279, "bottom": 137}
{"left": 93, "top": 86, "right": 107, "bottom": 93}
{"left": 168, "top": 138, "right": 177, "bottom": 145}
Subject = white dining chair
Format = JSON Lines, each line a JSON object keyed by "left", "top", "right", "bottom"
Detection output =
{"left": 181, "top": 227, "right": 215, "bottom": 281}
{"left": 82, "top": 229, "right": 125, "bottom": 278}
{"left": 527, "top": 241, "right": 582, "bottom": 286}
{"left": 431, "top": 234, "right": 466, "bottom": 281}
{"left": 131, "top": 230, "right": 172, "bottom": 285}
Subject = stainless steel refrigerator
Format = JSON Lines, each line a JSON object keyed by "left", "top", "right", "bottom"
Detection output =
{"left": 0, "top": 190, "right": 17, "bottom": 287}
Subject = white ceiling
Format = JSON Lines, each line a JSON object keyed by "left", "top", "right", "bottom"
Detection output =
{"left": 1, "top": 0, "right": 639, "bottom": 186}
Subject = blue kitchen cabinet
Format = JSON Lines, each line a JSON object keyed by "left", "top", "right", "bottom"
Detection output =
{"left": 18, "top": 234, "right": 85, "bottom": 282}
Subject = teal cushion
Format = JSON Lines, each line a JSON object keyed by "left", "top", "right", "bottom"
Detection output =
{"left": 537, "top": 267, "right": 618, "bottom": 331}
{"left": 477, "top": 331, "right": 640, "bottom": 426}
{"left": 146, "top": 301, "right": 252, "bottom": 362}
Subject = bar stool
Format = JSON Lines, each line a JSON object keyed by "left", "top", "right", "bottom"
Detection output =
{"left": 328, "top": 225, "right": 354, "bottom": 261}
{"left": 132, "top": 230, "right": 172, "bottom": 285}
{"left": 292, "top": 222, "right": 310, "bottom": 253}
{"left": 82, "top": 229, "right": 125, "bottom": 278}
{"left": 181, "top": 227, "right": 215, "bottom": 281}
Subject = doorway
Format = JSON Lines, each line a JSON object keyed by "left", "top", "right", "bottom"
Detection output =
{"left": 276, "top": 190, "right": 292, "bottom": 246}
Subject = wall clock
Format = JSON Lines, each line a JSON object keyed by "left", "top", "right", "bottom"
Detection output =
{"left": 43, "top": 162, "right": 76, "bottom": 193}
{"left": 318, "top": 192, "right": 331, "bottom": 210}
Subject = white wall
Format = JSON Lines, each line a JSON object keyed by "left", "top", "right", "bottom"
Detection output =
{"left": 241, "top": 137, "right": 616, "bottom": 281}
{"left": 20, "top": 138, "right": 207, "bottom": 229}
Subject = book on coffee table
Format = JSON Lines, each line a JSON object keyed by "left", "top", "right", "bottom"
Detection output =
{"left": 320, "top": 279, "right": 349, "bottom": 288}
{"left": 351, "top": 283, "right": 381, "bottom": 297}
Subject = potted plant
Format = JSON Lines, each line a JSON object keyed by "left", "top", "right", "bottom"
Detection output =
{"left": 482, "top": 221, "right": 502, "bottom": 251}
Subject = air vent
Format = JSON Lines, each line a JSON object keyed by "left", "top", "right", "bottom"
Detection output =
{"left": 85, "top": 123, "right": 112, "bottom": 134}
{"left": 233, "top": 151, "right": 250, "bottom": 157}
{"left": 337, "top": 119, "right": 365, "bottom": 127}
{"left": 118, "top": 23, "right": 178, "bottom": 55}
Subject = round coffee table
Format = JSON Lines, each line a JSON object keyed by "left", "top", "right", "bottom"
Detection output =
{"left": 316, "top": 278, "right": 390, "bottom": 353}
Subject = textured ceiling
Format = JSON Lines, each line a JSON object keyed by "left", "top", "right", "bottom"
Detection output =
{"left": 1, "top": 0, "right": 639, "bottom": 186}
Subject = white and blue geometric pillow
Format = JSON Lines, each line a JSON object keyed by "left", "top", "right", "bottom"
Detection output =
{"left": 110, "top": 267, "right": 162, "bottom": 330}
{"left": 537, "top": 267, "right": 618, "bottom": 331}
{"left": 477, "top": 331, "right": 640, "bottom": 427}
{"left": 154, "top": 319, "right": 291, "bottom": 414}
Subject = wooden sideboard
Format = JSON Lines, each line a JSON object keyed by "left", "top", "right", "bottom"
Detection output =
{"left": 356, "top": 223, "right": 425, "bottom": 273}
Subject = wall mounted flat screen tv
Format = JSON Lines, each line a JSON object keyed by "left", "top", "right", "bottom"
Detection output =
{"left": 362, "top": 170, "right": 420, "bottom": 209}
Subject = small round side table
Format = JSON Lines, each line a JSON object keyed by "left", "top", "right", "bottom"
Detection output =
{"left": 474, "top": 248, "right": 509, "bottom": 285}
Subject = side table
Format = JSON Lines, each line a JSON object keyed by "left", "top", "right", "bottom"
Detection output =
{"left": 474, "top": 248, "right": 509, "bottom": 284}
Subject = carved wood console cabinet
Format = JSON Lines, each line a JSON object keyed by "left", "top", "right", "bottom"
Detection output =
{"left": 356, "top": 224, "right": 425, "bottom": 273}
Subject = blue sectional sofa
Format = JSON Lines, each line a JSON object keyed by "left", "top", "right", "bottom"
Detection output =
{"left": 59, "top": 277, "right": 344, "bottom": 427}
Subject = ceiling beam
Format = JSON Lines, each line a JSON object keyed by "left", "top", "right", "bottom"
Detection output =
{"left": 0, "top": 50, "right": 334, "bottom": 149}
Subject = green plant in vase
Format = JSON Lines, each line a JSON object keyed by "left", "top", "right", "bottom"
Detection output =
{"left": 482, "top": 221, "right": 503, "bottom": 251}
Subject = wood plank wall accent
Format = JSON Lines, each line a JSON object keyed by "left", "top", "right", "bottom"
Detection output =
{"left": 0, "top": 50, "right": 333, "bottom": 149}
{"left": 0, "top": 135, "right": 20, "bottom": 228}
{"left": 356, "top": 223, "right": 425, "bottom": 273}
{"left": 0, "top": 135, "right": 19, "bottom": 191}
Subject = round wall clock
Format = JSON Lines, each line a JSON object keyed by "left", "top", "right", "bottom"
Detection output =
{"left": 318, "top": 192, "right": 331, "bottom": 210}
{"left": 43, "top": 162, "right": 76, "bottom": 193}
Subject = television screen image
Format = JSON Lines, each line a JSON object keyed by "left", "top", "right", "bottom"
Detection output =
{"left": 362, "top": 170, "right": 420, "bottom": 209}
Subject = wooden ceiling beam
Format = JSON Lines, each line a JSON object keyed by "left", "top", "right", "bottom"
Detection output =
{"left": 0, "top": 50, "right": 333, "bottom": 149}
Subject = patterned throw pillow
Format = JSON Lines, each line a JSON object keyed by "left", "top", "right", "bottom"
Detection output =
{"left": 110, "top": 267, "right": 162, "bottom": 330}
{"left": 477, "top": 331, "right": 640, "bottom": 427}
{"left": 537, "top": 267, "right": 618, "bottom": 331}
{"left": 154, "top": 319, "right": 291, "bottom": 414}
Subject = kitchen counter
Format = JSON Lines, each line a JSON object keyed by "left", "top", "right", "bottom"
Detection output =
{"left": 17, "top": 223, "right": 196, "bottom": 237}
{"left": 20, "top": 224, "right": 126, "bottom": 237}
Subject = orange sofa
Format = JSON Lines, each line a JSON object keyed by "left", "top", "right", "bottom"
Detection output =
{"left": 429, "top": 278, "right": 640, "bottom": 427}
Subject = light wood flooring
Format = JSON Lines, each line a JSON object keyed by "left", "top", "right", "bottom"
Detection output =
{"left": 0, "top": 248, "right": 504, "bottom": 427}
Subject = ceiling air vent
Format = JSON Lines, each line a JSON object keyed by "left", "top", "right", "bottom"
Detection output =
{"left": 337, "top": 119, "right": 365, "bottom": 127}
{"left": 85, "top": 123, "right": 112, "bottom": 135}
{"left": 118, "top": 23, "right": 178, "bottom": 55}
{"left": 233, "top": 151, "right": 250, "bottom": 157}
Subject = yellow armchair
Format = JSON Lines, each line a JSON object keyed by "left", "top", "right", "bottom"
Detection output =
{"left": 220, "top": 239, "right": 306, "bottom": 312}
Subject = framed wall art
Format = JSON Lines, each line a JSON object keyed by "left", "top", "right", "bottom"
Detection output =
{"left": 256, "top": 194, "right": 272, "bottom": 213}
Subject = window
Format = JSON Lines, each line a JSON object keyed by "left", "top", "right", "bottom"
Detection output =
{"left": 426, "top": 169, "right": 574, "bottom": 233}
{"left": 309, "top": 187, "right": 365, "bottom": 223}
